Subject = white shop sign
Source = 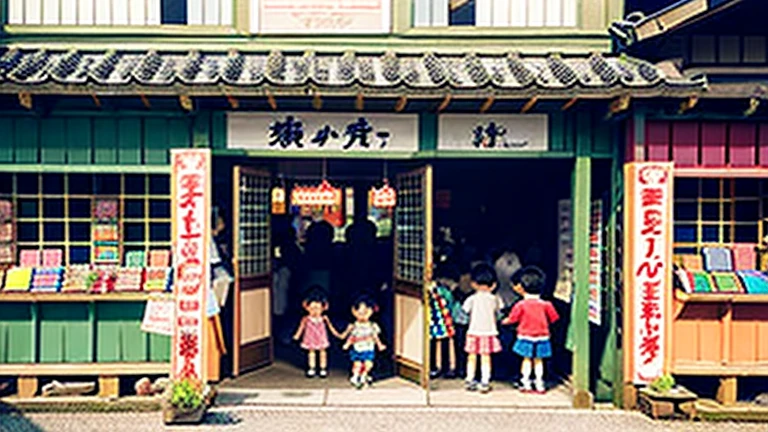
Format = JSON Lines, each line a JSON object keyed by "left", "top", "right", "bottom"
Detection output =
{"left": 438, "top": 114, "right": 548, "bottom": 151}
{"left": 228, "top": 113, "right": 418, "bottom": 153}
{"left": 257, "top": 0, "right": 390, "bottom": 34}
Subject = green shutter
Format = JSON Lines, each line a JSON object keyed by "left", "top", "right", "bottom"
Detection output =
{"left": 118, "top": 118, "right": 143, "bottom": 165}
{"left": 93, "top": 118, "right": 118, "bottom": 164}
{"left": 144, "top": 118, "right": 171, "bottom": 165}
{"left": 0, "top": 304, "right": 34, "bottom": 363}
{"left": 40, "top": 118, "right": 67, "bottom": 164}
{"left": 66, "top": 117, "right": 93, "bottom": 164}
{"left": 0, "top": 117, "right": 13, "bottom": 163}
{"left": 14, "top": 117, "right": 39, "bottom": 163}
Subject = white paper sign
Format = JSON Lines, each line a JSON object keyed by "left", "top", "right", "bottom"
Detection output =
{"left": 141, "top": 298, "right": 174, "bottom": 336}
{"left": 259, "top": 0, "right": 390, "bottom": 34}
{"left": 438, "top": 114, "right": 548, "bottom": 151}
{"left": 228, "top": 112, "right": 418, "bottom": 152}
{"left": 625, "top": 162, "right": 673, "bottom": 384}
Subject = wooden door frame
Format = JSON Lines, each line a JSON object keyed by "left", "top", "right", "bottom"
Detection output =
{"left": 232, "top": 165, "right": 273, "bottom": 376}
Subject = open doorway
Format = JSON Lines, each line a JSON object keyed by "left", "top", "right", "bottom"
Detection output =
{"left": 427, "top": 159, "right": 575, "bottom": 404}
{"left": 219, "top": 158, "right": 421, "bottom": 391}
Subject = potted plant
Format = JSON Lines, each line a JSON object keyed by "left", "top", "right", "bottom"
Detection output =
{"left": 638, "top": 374, "right": 697, "bottom": 420}
{"left": 163, "top": 378, "right": 205, "bottom": 425}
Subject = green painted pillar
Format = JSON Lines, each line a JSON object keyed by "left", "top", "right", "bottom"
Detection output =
{"left": 572, "top": 155, "right": 592, "bottom": 408}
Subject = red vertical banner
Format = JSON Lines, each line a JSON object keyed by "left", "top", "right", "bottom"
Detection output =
{"left": 623, "top": 162, "right": 673, "bottom": 385}
{"left": 171, "top": 149, "right": 211, "bottom": 383}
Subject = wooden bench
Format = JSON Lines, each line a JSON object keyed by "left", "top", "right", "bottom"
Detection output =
{"left": 0, "top": 362, "right": 169, "bottom": 398}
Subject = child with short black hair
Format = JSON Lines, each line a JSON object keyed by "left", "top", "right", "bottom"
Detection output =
{"left": 502, "top": 266, "right": 559, "bottom": 393}
{"left": 293, "top": 287, "right": 341, "bottom": 378}
{"left": 339, "top": 295, "right": 387, "bottom": 389}
{"left": 462, "top": 263, "right": 504, "bottom": 393}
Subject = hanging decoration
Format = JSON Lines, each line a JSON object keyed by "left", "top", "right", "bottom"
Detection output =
{"left": 271, "top": 186, "right": 286, "bottom": 215}
{"left": 290, "top": 179, "right": 341, "bottom": 207}
{"left": 370, "top": 180, "right": 397, "bottom": 208}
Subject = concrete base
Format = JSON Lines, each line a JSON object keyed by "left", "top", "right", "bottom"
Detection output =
{"left": 572, "top": 389, "right": 594, "bottom": 409}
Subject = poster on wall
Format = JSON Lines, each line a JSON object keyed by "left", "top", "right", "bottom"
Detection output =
{"left": 624, "top": 162, "right": 673, "bottom": 385}
{"left": 228, "top": 113, "right": 418, "bottom": 153}
{"left": 438, "top": 114, "right": 548, "bottom": 151}
{"left": 258, "top": 0, "right": 391, "bottom": 34}
{"left": 589, "top": 200, "right": 603, "bottom": 325}
{"left": 141, "top": 298, "right": 174, "bottom": 336}
{"left": 554, "top": 200, "right": 573, "bottom": 303}
{"left": 170, "top": 149, "right": 211, "bottom": 383}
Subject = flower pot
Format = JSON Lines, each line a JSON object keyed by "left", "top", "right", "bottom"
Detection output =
{"left": 162, "top": 404, "right": 205, "bottom": 425}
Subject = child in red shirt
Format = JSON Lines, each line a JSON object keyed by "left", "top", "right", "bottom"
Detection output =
{"left": 502, "top": 266, "right": 558, "bottom": 393}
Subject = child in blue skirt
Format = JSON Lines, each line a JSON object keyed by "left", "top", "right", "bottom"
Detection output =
{"left": 502, "top": 266, "right": 559, "bottom": 393}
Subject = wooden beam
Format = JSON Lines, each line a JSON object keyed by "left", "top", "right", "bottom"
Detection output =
{"left": 179, "top": 94, "right": 193, "bottom": 111}
{"left": 394, "top": 95, "right": 408, "bottom": 112}
{"left": 610, "top": 94, "right": 631, "bottom": 114}
{"left": 312, "top": 92, "right": 323, "bottom": 111}
{"left": 678, "top": 95, "right": 698, "bottom": 114}
{"left": 561, "top": 97, "right": 579, "bottom": 111}
{"left": 90, "top": 93, "right": 102, "bottom": 108}
{"left": 479, "top": 96, "right": 495, "bottom": 113}
{"left": 226, "top": 94, "right": 239, "bottom": 110}
{"left": 18, "top": 92, "right": 32, "bottom": 110}
{"left": 139, "top": 94, "right": 151, "bottom": 109}
{"left": 437, "top": 94, "right": 452, "bottom": 113}
{"left": 520, "top": 96, "right": 538, "bottom": 114}
{"left": 265, "top": 90, "right": 277, "bottom": 111}
{"left": 355, "top": 92, "right": 364, "bottom": 111}
{"left": 744, "top": 97, "right": 760, "bottom": 117}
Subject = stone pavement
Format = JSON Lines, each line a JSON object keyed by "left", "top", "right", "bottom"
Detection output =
{"left": 2, "top": 405, "right": 766, "bottom": 432}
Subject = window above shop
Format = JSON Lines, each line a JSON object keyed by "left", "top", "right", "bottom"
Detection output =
{"left": 413, "top": 0, "right": 577, "bottom": 28}
{"left": 6, "top": 0, "right": 233, "bottom": 27}
{"left": 689, "top": 34, "right": 768, "bottom": 66}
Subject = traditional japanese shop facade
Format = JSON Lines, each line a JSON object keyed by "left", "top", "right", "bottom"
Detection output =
{"left": 613, "top": 0, "right": 768, "bottom": 406}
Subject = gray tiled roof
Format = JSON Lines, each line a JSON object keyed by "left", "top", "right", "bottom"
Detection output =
{"left": 0, "top": 48, "right": 706, "bottom": 97}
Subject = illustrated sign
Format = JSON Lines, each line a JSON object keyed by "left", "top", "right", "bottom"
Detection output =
{"left": 228, "top": 113, "right": 418, "bottom": 152}
{"left": 259, "top": 0, "right": 390, "bottom": 34}
{"left": 141, "top": 298, "right": 174, "bottom": 336}
{"left": 291, "top": 180, "right": 341, "bottom": 206}
{"left": 438, "top": 114, "right": 548, "bottom": 151}
{"left": 171, "top": 149, "right": 211, "bottom": 382}
{"left": 589, "top": 200, "right": 603, "bottom": 325}
{"left": 624, "top": 162, "right": 673, "bottom": 384}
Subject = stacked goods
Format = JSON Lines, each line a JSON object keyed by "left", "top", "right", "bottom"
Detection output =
{"left": 90, "top": 266, "right": 117, "bottom": 293}
{"left": 92, "top": 200, "right": 120, "bottom": 264}
{"left": 144, "top": 267, "right": 171, "bottom": 292}
{"left": 62, "top": 265, "right": 96, "bottom": 292}
{"left": 675, "top": 245, "right": 768, "bottom": 295}
{"left": 0, "top": 200, "right": 12, "bottom": 265}
{"left": 115, "top": 267, "right": 144, "bottom": 292}
{"left": 126, "top": 251, "right": 146, "bottom": 268}
{"left": 30, "top": 267, "right": 63, "bottom": 292}
{"left": 3, "top": 267, "right": 32, "bottom": 291}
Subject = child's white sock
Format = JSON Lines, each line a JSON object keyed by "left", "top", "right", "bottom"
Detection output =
{"left": 534, "top": 360, "right": 544, "bottom": 383}
{"left": 466, "top": 356, "right": 476, "bottom": 382}
{"left": 521, "top": 358, "right": 532, "bottom": 387}
{"left": 480, "top": 362, "right": 491, "bottom": 385}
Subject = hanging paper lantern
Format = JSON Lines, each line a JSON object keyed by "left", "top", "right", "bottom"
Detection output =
{"left": 271, "top": 187, "right": 286, "bottom": 215}
{"left": 370, "top": 180, "right": 397, "bottom": 208}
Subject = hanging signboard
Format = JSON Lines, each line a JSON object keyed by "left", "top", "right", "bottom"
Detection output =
{"left": 624, "top": 162, "right": 673, "bottom": 385}
{"left": 554, "top": 199, "right": 573, "bottom": 303}
{"left": 271, "top": 187, "right": 286, "bottom": 215}
{"left": 370, "top": 181, "right": 397, "bottom": 208}
{"left": 258, "top": 0, "right": 390, "bottom": 34}
{"left": 438, "top": 114, "right": 548, "bottom": 151}
{"left": 171, "top": 149, "right": 211, "bottom": 383}
{"left": 589, "top": 200, "right": 603, "bottom": 325}
{"left": 141, "top": 298, "right": 174, "bottom": 336}
{"left": 290, "top": 180, "right": 341, "bottom": 206}
{"left": 228, "top": 113, "right": 418, "bottom": 153}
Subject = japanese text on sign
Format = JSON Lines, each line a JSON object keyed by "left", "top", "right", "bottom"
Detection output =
{"left": 438, "top": 114, "right": 548, "bottom": 151}
{"left": 260, "top": 0, "right": 389, "bottom": 34}
{"left": 625, "top": 163, "right": 672, "bottom": 384}
{"left": 171, "top": 149, "right": 211, "bottom": 382}
{"left": 227, "top": 113, "right": 418, "bottom": 153}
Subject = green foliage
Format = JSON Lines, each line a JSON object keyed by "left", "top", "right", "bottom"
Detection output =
{"left": 169, "top": 379, "right": 203, "bottom": 412}
{"left": 649, "top": 374, "right": 676, "bottom": 393}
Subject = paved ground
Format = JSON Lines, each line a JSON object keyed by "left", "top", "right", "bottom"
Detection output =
{"left": 2, "top": 405, "right": 766, "bottom": 432}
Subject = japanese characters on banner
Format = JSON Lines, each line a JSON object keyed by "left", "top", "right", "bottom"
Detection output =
{"left": 258, "top": 0, "right": 390, "bottom": 34}
{"left": 438, "top": 114, "right": 548, "bottom": 151}
{"left": 589, "top": 201, "right": 603, "bottom": 325}
{"left": 171, "top": 149, "right": 211, "bottom": 383}
{"left": 227, "top": 113, "right": 418, "bottom": 152}
{"left": 624, "top": 162, "right": 673, "bottom": 385}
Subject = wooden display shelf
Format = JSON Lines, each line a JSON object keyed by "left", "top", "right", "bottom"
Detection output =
{"left": 0, "top": 362, "right": 169, "bottom": 376}
{"left": 674, "top": 290, "right": 768, "bottom": 303}
{"left": 672, "top": 361, "right": 768, "bottom": 376}
{"left": 0, "top": 292, "right": 172, "bottom": 302}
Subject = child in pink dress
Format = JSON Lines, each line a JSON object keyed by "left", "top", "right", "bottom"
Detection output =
{"left": 293, "top": 288, "right": 341, "bottom": 378}
{"left": 462, "top": 263, "right": 504, "bottom": 393}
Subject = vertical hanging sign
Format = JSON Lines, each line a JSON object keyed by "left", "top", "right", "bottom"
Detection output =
{"left": 589, "top": 200, "right": 603, "bottom": 325}
{"left": 624, "top": 162, "right": 673, "bottom": 385}
{"left": 171, "top": 149, "right": 211, "bottom": 383}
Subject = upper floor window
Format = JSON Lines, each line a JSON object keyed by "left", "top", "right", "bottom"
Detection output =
{"left": 251, "top": 0, "right": 390, "bottom": 34}
{"left": 7, "top": 0, "right": 233, "bottom": 26}
{"left": 414, "top": 0, "right": 577, "bottom": 28}
{"left": 690, "top": 34, "right": 767, "bottom": 66}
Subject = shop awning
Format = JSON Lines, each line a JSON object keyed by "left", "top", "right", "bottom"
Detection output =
{"left": 0, "top": 48, "right": 706, "bottom": 98}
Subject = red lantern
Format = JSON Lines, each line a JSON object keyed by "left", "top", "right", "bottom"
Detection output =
{"left": 371, "top": 180, "right": 397, "bottom": 208}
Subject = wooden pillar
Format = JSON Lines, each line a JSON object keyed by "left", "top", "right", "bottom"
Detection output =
{"left": 17, "top": 377, "right": 38, "bottom": 398}
{"left": 572, "top": 155, "right": 593, "bottom": 409}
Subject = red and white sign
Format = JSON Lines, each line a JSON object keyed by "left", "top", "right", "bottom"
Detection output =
{"left": 141, "top": 298, "right": 174, "bottom": 336}
{"left": 370, "top": 181, "right": 396, "bottom": 208}
{"left": 291, "top": 180, "right": 341, "bottom": 207}
{"left": 171, "top": 149, "right": 211, "bottom": 382}
{"left": 624, "top": 162, "right": 673, "bottom": 384}
{"left": 259, "top": 0, "right": 390, "bottom": 34}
